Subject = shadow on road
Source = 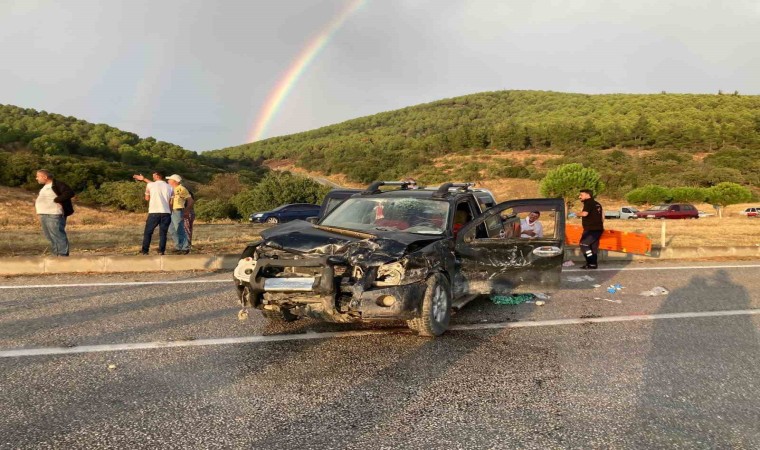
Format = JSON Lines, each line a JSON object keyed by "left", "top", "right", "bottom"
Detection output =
{"left": 632, "top": 269, "right": 760, "bottom": 446}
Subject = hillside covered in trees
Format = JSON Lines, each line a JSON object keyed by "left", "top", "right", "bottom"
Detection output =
{"left": 209, "top": 90, "right": 760, "bottom": 196}
{"left": 0, "top": 103, "right": 263, "bottom": 192}
{"left": 0, "top": 104, "right": 327, "bottom": 219}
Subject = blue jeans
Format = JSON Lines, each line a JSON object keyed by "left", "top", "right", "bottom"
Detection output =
{"left": 141, "top": 213, "right": 171, "bottom": 254}
{"left": 39, "top": 214, "right": 69, "bottom": 256}
{"left": 170, "top": 209, "right": 189, "bottom": 251}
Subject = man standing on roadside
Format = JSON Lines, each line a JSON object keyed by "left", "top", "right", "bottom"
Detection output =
{"left": 133, "top": 172, "right": 173, "bottom": 255}
{"left": 577, "top": 189, "right": 604, "bottom": 269}
{"left": 166, "top": 174, "right": 193, "bottom": 254}
{"left": 35, "top": 169, "right": 75, "bottom": 257}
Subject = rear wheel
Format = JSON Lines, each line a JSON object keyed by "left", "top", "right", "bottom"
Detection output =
{"left": 261, "top": 307, "right": 299, "bottom": 322}
{"left": 407, "top": 273, "right": 451, "bottom": 337}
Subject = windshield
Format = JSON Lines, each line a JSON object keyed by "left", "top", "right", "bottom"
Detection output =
{"left": 651, "top": 205, "right": 670, "bottom": 211}
{"left": 320, "top": 197, "right": 450, "bottom": 235}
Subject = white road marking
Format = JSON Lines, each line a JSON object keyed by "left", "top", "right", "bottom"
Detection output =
{"left": 0, "top": 263, "right": 758, "bottom": 290}
{"left": 1, "top": 308, "right": 758, "bottom": 358}
{"left": 0, "top": 279, "right": 230, "bottom": 290}
{"left": 564, "top": 264, "right": 760, "bottom": 272}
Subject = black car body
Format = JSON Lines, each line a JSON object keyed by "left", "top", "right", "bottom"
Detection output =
{"left": 234, "top": 181, "right": 565, "bottom": 336}
{"left": 316, "top": 189, "right": 362, "bottom": 220}
{"left": 249, "top": 203, "right": 321, "bottom": 224}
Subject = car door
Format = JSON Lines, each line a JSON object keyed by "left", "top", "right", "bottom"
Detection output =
{"left": 454, "top": 198, "right": 566, "bottom": 295}
{"left": 275, "top": 206, "right": 290, "bottom": 221}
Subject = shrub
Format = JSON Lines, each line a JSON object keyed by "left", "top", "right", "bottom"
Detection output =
{"left": 670, "top": 187, "right": 708, "bottom": 203}
{"left": 80, "top": 181, "right": 145, "bottom": 212}
{"left": 231, "top": 172, "right": 331, "bottom": 219}
{"left": 625, "top": 185, "right": 672, "bottom": 205}
{"left": 540, "top": 163, "right": 605, "bottom": 209}
{"left": 195, "top": 199, "right": 238, "bottom": 221}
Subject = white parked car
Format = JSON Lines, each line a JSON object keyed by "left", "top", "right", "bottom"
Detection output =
{"left": 604, "top": 206, "right": 639, "bottom": 220}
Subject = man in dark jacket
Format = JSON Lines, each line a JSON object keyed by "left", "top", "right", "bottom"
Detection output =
{"left": 577, "top": 189, "right": 604, "bottom": 269}
{"left": 34, "top": 170, "right": 75, "bottom": 256}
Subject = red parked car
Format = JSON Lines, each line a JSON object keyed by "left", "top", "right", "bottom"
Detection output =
{"left": 636, "top": 203, "right": 699, "bottom": 219}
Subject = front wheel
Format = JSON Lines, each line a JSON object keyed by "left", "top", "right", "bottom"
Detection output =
{"left": 261, "top": 307, "right": 299, "bottom": 322}
{"left": 265, "top": 217, "right": 279, "bottom": 224}
{"left": 407, "top": 273, "right": 451, "bottom": 337}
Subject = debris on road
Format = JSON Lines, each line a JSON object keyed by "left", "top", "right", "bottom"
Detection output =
{"left": 491, "top": 294, "right": 535, "bottom": 305}
{"left": 594, "top": 297, "right": 622, "bottom": 304}
{"left": 237, "top": 309, "right": 249, "bottom": 321}
{"left": 107, "top": 363, "right": 117, "bottom": 371}
{"left": 567, "top": 275, "right": 595, "bottom": 282}
{"left": 534, "top": 293, "right": 550, "bottom": 300}
{"left": 562, "top": 260, "right": 575, "bottom": 267}
{"left": 535, "top": 300, "right": 546, "bottom": 306}
{"left": 592, "top": 284, "right": 602, "bottom": 288}
{"left": 639, "top": 286, "right": 669, "bottom": 297}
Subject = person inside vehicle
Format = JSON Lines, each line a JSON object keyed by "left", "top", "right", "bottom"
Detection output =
{"left": 520, "top": 211, "right": 544, "bottom": 239}
{"left": 452, "top": 209, "right": 469, "bottom": 236}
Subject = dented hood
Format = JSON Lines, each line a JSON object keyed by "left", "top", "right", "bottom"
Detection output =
{"left": 259, "top": 220, "right": 442, "bottom": 266}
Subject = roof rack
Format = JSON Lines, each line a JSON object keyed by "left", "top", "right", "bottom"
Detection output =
{"left": 362, "top": 181, "right": 415, "bottom": 195}
{"left": 432, "top": 182, "right": 475, "bottom": 198}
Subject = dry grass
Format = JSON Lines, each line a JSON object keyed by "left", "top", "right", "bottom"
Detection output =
{"left": 2, "top": 184, "right": 758, "bottom": 256}
{"left": 583, "top": 214, "right": 760, "bottom": 248}
{"left": 0, "top": 185, "right": 266, "bottom": 256}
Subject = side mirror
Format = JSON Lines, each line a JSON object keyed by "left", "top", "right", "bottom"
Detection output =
{"left": 306, "top": 217, "right": 319, "bottom": 224}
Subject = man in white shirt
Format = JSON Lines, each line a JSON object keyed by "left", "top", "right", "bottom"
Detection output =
{"left": 35, "top": 169, "right": 74, "bottom": 256}
{"left": 520, "top": 211, "right": 544, "bottom": 239}
{"left": 133, "top": 172, "right": 173, "bottom": 255}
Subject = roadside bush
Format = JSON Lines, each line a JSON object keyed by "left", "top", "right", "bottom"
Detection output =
{"left": 540, "top": 163, "right": 605, "bottom": 209}
{"left": 195, "top": 199, "right": 238, "bottom": 221}
{"left": 80, "top": 181, "right": 145, "bottom": 212}
{"left": 231, "top": 172, "right": 331, "bottom": 219}
{"left": 706, "top": 182, "right": 752, "bottom": 218}
{"left": 670, "top": 187, "right": 708, "bottom": 203}
{"left": 625, "top": 185, "right": 672, "bottom": 205}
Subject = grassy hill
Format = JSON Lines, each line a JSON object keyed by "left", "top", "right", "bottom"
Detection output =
{"left": 0, "top": 104, "right": 264, "bottom": 193}
{"left": 209, "top": 90, "right": 760, "bottom": 197}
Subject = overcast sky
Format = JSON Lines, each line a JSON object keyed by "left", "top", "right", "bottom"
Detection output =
{"left": 2, "top": 0, "right": 759, "bottom": 151}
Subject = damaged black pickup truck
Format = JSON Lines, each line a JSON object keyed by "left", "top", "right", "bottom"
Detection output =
{"left": 233, "top": 181, "right": 566, "bottom": 336}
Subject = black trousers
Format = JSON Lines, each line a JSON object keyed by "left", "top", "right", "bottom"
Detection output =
{"left": 142, "top": 213, "right": 172, "bottom": 254}
{"left": 580, "top": 230, "right": 603, "bottom": 267}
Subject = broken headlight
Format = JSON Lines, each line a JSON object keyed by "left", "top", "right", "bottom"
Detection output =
{"left": 373, "top": 261, "right": 426, "bottom": 287}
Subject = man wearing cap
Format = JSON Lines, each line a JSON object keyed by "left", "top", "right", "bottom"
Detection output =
{"left": 167, "top": 174, "right": 192, "bottom": 254}
{"left": 133, "top": 171, "right": 173, "bottom": 255}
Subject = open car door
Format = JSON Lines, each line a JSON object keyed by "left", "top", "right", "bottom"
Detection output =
{"left": 454, "top": 198, "right": 565, "bottom": 295}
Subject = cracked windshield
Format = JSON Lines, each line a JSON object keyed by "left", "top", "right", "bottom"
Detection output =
{"left": 321, "top": 197, "right": 450, "bottom": 234}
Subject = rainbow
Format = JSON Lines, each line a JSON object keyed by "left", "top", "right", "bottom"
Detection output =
{"left": 248, "top": 0, "right": 366, "bottom": 143}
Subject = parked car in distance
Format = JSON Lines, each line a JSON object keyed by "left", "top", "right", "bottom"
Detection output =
{"left": 636, "top": 203, "right": 699, "bottom": 219}
{"left": 739, "top": 207, "right": 759, "bottom": 217}
{"left": 249, "top": 203, "right": 321, "bottom": 224}
{"left": 604, "top": 206, "right": 639, "bottom": 220}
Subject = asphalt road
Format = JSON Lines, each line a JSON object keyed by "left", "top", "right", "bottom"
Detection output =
{"left": 1, "top": 261, "right": 759, "bottom": 449}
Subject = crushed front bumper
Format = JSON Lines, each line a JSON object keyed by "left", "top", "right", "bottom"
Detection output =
{"left": 234, "top": 256, "right": 425, "bottom": 322}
